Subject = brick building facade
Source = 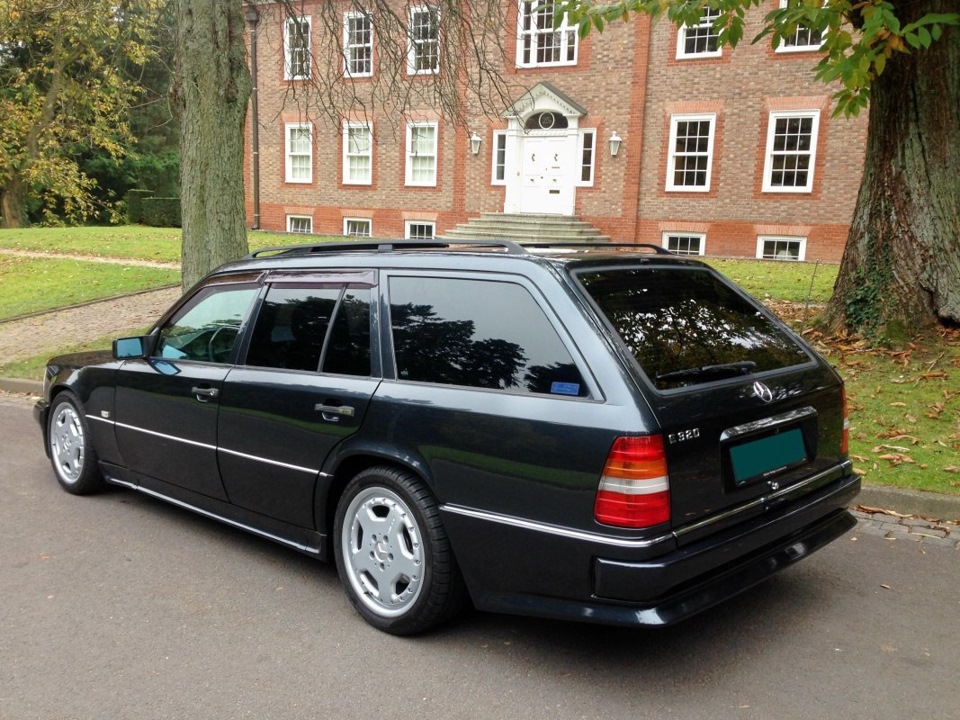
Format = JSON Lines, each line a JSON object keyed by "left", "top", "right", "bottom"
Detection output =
{"left": 245, "top": 1, "right": 867, "bottom": 262}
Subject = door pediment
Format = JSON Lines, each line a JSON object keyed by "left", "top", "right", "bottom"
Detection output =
{"left": 504, "top": 82, "right": 587, "bottom": 122}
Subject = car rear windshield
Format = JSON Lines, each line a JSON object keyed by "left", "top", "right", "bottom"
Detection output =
{"left": 576, "top": 266, "right": 811, "bottom": 390}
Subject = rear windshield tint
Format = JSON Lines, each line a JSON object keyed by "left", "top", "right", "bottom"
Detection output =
{"left": 577, "top": 266, "right": 810, "bottom": 390}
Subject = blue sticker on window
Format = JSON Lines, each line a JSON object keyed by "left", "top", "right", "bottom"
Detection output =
{"left": 550, "top": 382, "right": 580, "bottom": 396}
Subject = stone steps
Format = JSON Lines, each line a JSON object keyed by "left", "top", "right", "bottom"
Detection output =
{"left": 439, "top": 213, "right": 611, "bottom": 244}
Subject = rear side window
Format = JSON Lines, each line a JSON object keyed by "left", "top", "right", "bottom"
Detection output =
{"left": 577, "top": 267, "right": 810, "bottom": 391}
{"left": 388, "top": 276, "right": 587, "bottom": 396}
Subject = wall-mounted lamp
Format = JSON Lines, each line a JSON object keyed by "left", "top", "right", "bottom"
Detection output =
{"left": 609, "top": 131, "right": 622, "bottom": 157}
{"left": 244, "top": 3, "right": 259, "bottom": 26}
{"left": 470, "top": 132, "right": 482, "bottom": 155}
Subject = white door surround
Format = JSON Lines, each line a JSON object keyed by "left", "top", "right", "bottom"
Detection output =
{"left": 502, "top": 83, "right": 587, "bottom": 217}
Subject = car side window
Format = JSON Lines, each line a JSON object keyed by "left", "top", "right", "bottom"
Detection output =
{"left": 321, "top": 289, "right": 372, "bottom": 376}
{"left": 246, "top": 286, "right": 339, "bottom": 372}
{"left": 388, "top": 276, "right": 588, "bottom": 396}
{"left": 156, "top": 285, "right": 258, "bottom": 363}
{"left": 246, "top": 286, "right": 372, "bottom": 376}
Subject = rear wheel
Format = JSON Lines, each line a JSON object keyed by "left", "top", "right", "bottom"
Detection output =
{"left": 47, "top": 393, "right": 105, "bottom": 495}
{"left": 333, "top": 466, "right": 466, "bottom": 635}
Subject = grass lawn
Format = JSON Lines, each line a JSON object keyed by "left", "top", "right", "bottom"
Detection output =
{"left": 0, "top": 226, "right": 184, "bottom": 263}
{"left": 811, "top": 330, "right": 960, "bottom": 497}
{"left": 1, "top": 226, "right": 956, "bottom": 496}
{"left": 0, "top": 255, "right": 180, "bottom": 320}
{"left": 0, "top": 226, "right": 336, "bottom": 263}
{"left": 707, "top": 258, "right": 838, "bottom": 304}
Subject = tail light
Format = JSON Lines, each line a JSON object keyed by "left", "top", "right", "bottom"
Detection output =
{"left": 841, "top": 387, "right": 850, "bottom": 457}
{"left": 594, "top": 435, "right": 670, "bottom": 528}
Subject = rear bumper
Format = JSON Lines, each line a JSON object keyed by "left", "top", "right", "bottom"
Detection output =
{"left": 443, "top": 466, "right": 860, "bottom": 627}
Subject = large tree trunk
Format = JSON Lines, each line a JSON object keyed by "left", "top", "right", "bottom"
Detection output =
{"left": 0, "top": 178, "right": 28, "bottom": 229}
{"left": 824, "top": 1, "right": 960, "bottom": 338}
{"left": 173, "top": 0, "right": 252, "bottom": 291}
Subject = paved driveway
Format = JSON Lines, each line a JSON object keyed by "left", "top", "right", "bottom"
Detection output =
{"left": 3, "top": 397, "right": 958, "bottom": 720}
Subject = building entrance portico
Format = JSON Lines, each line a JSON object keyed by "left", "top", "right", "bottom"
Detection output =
{"left": 502, "top": 83, "right": 587, "bottom": 217}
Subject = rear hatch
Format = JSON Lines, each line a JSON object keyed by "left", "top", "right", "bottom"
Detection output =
{"left": 574, "top": 262, "right": 847, "bottom": 533}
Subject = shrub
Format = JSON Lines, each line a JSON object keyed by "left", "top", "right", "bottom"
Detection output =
{"left": 141, "top": 197, "right": 182, "bottom": 227}
{"left": 126, "top": 189, "right": 154, "bottom": 224}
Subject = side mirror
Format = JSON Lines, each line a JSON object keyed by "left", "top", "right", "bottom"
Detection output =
{"left": 113, "top": 336, "right": 150, "bottom": 360}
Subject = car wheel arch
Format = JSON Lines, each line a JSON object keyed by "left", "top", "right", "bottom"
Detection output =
{"left": 317, "top": 445, "right": 438, "bottom": 548}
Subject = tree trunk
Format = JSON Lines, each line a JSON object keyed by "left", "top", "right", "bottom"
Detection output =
{"left": 824, "top": 1, "right": 960, "bottom": 338}
{"left": 173, "top": 0, "right": 252, "bottom": 291}
{"left": 0, "top": 178, "right": 28, "bottom": 229}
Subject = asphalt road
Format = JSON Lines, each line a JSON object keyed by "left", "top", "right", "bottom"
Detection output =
{"left": 3, "top": 397, "right": 958, "bottom": 720}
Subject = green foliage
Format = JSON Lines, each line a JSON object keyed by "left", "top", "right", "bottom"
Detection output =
{"left": 555, "top": 0, "right": 960, "bottom": 117}
{"left": 0, "top": 0, "right": 166, "bottom": 226}
{"left": 126, "top": 190, "right": 155, "bottom": 224}
{"left": 141, "top": 197, "right": 182, "bottom": 228}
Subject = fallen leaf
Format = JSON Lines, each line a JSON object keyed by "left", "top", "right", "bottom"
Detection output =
{"left": 872, "top": 445, "right": 911, "bottom": 453}
{"left": 858, "top": 505, "right": 911, "bottom": 518}
{"left": 889, "top": 402, "right": 907, "bottom": 408}
{"left": 877, "top": 453, "right": 915, "bottom": 465}
{"left": 880, "top": 584, "right": 891, "bottom": 590}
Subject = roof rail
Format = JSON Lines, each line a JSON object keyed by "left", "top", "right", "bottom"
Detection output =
{"left": 520, "top": 242, "right": 674, "bottom": 255}
{"left": 246, "top": 238, "right": 528, "bottom": 259}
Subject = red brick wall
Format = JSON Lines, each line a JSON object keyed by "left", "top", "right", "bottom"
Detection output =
{"left": 245, "top": 0, "right": 866, "bottom": 261}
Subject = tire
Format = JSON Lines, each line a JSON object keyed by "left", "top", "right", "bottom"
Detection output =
{"left": 333, "top": 466, "right": 466, "bottom": 635}
{"left": 47, "top": 393, "right": 105, "bottom": 495}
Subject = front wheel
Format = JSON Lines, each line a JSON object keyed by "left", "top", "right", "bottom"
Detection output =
{"left": 47, "top": 393, "right": 105, "bottom": 495}
{"left": 333, "top": 466, "right": 466, "bottom": 635}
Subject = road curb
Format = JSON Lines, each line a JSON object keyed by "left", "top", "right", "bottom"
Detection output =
{"left": 855, "top": 483, "right": 960, "bottom": 523}
{"left": 0, "top": 377, "right": 42, "bottom": 396}
{"left": 4, "top": 368, "right": 958, "bottom": 523}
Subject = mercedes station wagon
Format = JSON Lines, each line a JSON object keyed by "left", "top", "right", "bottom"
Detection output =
{"left": 36, "top": 241, "right": 860, "bottom": 635}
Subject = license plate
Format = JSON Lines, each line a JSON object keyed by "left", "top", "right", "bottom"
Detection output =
{"left": 729, "top": 428, "right": 807, "bottom": 486}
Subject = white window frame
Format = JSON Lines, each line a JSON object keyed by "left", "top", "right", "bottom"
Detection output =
{"left": 405, "top": 122, "right": 438, "bottom": 187}
{"left": 283, "top": 16, "right": 311, "bottom": 80}
{"left": 762, "top": 110, "right": 820, "bottom": 193}
{"left": 676, "top": 7, "right": 723, "bottom": 59}
{"left": 285, "top": 122, "right": 312, "bottom": 184}
{"left": 516, "top": 0, "right": 578, "bottom": 68}
{"left": 576, "top": 130, "right": 596, "bottom": 187}
{"left": 662, "top": 232, "right": 706, "bottom": 256}
{"left": 344, "top": 218, "right": 372, "bottom": 237}
{"left": 666, "top": 114, "right": 716, "bottom": 192}
{"left": 757, "top": 235, "right": 807, "bottom": 261}
{"left": 775, "top": 0, "right": 825, "bottom": 53}
{"left": 408, "top": 6, "right": 440, "bottom": 75}
{"left": 344, "top": 11, "right": 374, "bottom": 78}
{"left": 286, "top": 215, "right": 313, "bottom": 234}
{"left": 342, "top": 121, "right": 373, "bottom": 186}
{"left": 405, "top": 221, "right": 436, "bottom": 240}
{"left": 491, "top": 131, "right": 507, "bottom": 186}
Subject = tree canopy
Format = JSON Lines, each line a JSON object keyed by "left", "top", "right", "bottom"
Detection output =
{"left": 557, "top": 0, "right": 958, "bottom": 116}
{"left": 0, "top": 0, "right": 164, "bottom": 227}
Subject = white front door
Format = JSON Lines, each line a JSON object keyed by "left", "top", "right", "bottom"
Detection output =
{"left": 518, "top": 135, "right": 572, "bottom": 215}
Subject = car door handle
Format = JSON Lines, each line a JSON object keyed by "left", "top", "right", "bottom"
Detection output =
{"left": 192, "top": 386, "right": 219, "bottom": 402}
{"left": 315, "top": 403, "right": 355, "bottom": 421}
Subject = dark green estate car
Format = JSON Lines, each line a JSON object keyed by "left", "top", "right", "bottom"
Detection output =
{"left": 36, "top": 240, "right": 859, "bottom": 634}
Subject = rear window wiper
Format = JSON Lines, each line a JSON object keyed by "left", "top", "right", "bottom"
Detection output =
{"left": 655, "top": 360, "right": 757, "bottom": 383}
